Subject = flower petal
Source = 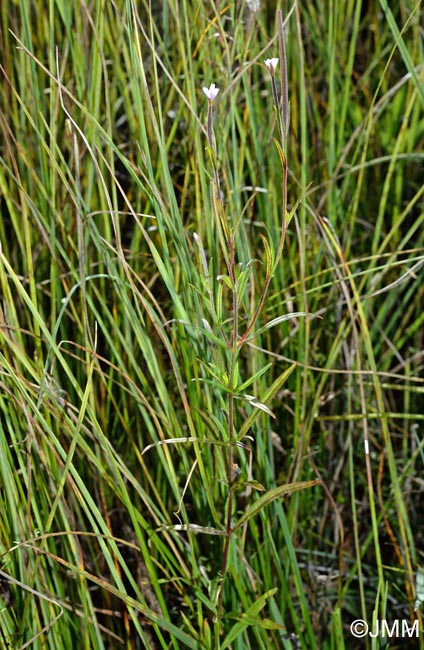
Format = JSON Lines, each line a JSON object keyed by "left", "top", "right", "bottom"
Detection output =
{"left": 264, "top": 58, "right": 279, "bottom": 73}
{"left": 202, "top": 83, "right": 220, "bottom": 101}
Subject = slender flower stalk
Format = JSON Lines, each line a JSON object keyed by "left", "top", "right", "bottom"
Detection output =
{"left": 278, "top": 11, "right": 290, "bottom": 149}
{"left": 203, "top": 82, "right": 231, "bottom": 274}
{"left": 238, "top": 12, "right": 289, "bottom": 346}
{"left": 275, "top": 10, "right": 290, "bottom": 269}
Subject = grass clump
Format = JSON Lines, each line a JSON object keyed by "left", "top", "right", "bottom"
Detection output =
{"left": 0, "top": 1, "right": 423, "bottom": 648}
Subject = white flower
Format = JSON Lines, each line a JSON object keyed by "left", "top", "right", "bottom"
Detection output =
{"left": 202, "top": 83, "right": 220, "bottom": 101}
{"left": 264, "top": 58, "right": 279, "bottom": 73}
{"left": 247, "top": 0, "right": 260, "bottom": 12}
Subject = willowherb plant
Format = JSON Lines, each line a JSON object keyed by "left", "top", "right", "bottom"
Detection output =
{"left": 195, "top": 10, "right": 320, "bottom": 647}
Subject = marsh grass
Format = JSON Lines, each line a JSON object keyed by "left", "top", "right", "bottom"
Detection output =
{"left": 1, "top": 1, "right": 423, "bottom": 648}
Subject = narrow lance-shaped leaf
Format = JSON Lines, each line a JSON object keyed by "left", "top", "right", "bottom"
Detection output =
{"left": 235, "top": 363, "right": 272, "bottom": 393}
{"left": 259, "top": 232, "right": 274, "bottom": 279}
{"left": 221, "top": 588, "right": 278, "bottom": 649}
{"left": 232, "top": 480, "right": 321, "bottom": 532}
{"left": 237, "top": 363, "right": 296, "bottom": 440}
{"left": 217, "top": 274, "right": 235, "bottom": 291}
{"left": 272, "top": 136, "right": 286, "bottom": 170}
{"left": 285, "top": 194, "right": 302, "bottom": 227}
{"left": 243, "top": 312, "right": 314, "bottom": 343}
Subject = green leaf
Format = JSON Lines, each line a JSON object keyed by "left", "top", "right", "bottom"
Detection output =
{"left": 257, "top": 618, "right": 285, "bottom": 630}
{"left": 237, "top": 364, "right": 296, "bottom": 440}
{"left": 217, "top": 274, "right": 234, "bottom": 291}
{"left": 235, "top": 264, "right": 254, "bottom": 308}
{"left": 235, "top": 363, "right": 272, "bottom": 393}
{"left": 208, "top": 576, "right": 224, "bottom": 610}
{"left": 232, "top": 481, "right": 321, "bottom": 532}
{"left": 221, "top": 588, "right": 278, "bottom": 649}
{"left": 190, "top": 587, "right": 218, "bottom": 616}
{"left": 232, "top": 360, "right": 240, "bottom": 390}
{"left": 285, "top": 195, "right": 302, "bottom": 227}
{"left": 244, "top": 312, "right": 313, "bottom": 343}
{"left": 202, "top": 618, "right": 212, "bottom": 649}
{"left": 259, "top": 233, "right": 274, "bottom": 278}
{"left": 216, "top": 280, "right": 224, "bottom": 322}
{"left": 179, "top": 611, "right": 200, "bottom": 641}
{"left": 231, "top": 479, "right": 265, "bottom": 493}
{"left": 272, "top": 136, "right": 287, "bottom": 170}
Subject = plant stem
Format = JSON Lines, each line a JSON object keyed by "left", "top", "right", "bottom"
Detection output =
{"left": 215, "top": 233, "right": 239, "bottom": 644}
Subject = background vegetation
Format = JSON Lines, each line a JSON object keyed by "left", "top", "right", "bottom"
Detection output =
{"left": 0, "top": 0, "right": 423, "bottom": 648}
